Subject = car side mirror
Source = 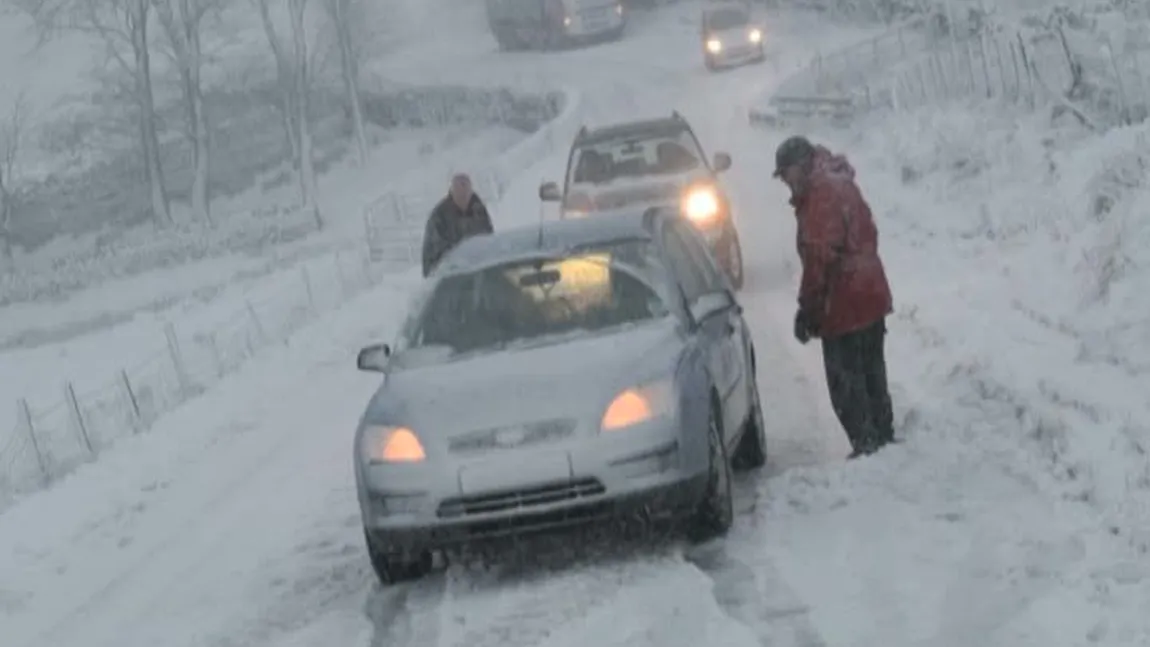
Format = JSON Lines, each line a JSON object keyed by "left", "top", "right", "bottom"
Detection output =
{"left": 712, "top": 152, "right": 732, "bottom": 172}
{"left": 356, "top": 343, "right": 391, "bottom": 372}
{"left": 539, "top": 181, "right": 561, "bottom": 202}
{"left": 689, "top": 291, "right": 734, "bottom": 325}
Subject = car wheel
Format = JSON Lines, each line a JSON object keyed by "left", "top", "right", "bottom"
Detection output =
{"left": 731, "top": 366, "right": 767, "bottom": 470}
{"left": 724, "top": 226, "right": 745, "bottom": 290}
{"left": 364, "top": 529, "right": 432, "bottom": 586}
{"left": 686, "top": 400, "right": 733, "bottom": 542}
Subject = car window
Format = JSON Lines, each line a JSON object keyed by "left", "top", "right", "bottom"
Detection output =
{"left": 670, "top": 219, "right": 726, "bottom": 293}
{"left": 567, "top": 130, "right": 704, "bottom": 188}
{"left": 661, "top": 224, "right": 710, "bottom": 301}
{"left": 706, "top": 8, "right": 748, "bottom": 30}
{"left": 397, "top": 239, "right": 673, "bottom": 359}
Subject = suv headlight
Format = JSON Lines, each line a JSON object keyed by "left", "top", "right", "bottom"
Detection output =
{"left": 682, "top": 186, "right": 720, "bottom": 224}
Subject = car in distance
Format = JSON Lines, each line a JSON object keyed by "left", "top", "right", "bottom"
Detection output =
{"left": 353, "top": 207, "right": 768, "bottom": 585}
{"left": 485, "top": 0, "right": 626, "bottom": 51}
{"left": 538, "top": 111, "right": 746, "bottom": 289}
{"left": 701, "top": 2, "right": 765, "bottom": 71}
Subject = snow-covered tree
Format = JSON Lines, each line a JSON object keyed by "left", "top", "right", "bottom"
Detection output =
{"left": 17, "top": 0, "right": 172, "bottom": 226}
{"left": 0, "top": 95, "right": 28, "bottom": 268}
{"left": 251, "top": 0, "right": 324, "bottom": 229}
{"left": 153, "top": 0, "right": 225, "bottom": 226}
{"left": 322, "top": 0, "right": 368, "bottom": 165}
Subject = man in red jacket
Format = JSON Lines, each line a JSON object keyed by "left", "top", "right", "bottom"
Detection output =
{"left": 773, "top": 136, "right": 895, "bottom": 458}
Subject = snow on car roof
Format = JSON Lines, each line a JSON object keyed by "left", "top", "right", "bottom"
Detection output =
{"left": 436, "top": 208, "right": 660, "bottom": 275}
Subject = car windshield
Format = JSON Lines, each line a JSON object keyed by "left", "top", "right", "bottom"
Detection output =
{"left": 707, "top": 8, "right": 748, "bottom": 30}
{"left": 396, "top": 239, "right": 672, "bottom": 359}
{"left": 568, "top": 130, "right": 702, "bottom": 186}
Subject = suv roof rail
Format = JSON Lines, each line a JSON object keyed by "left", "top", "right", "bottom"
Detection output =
{"left": 575, "top": 125, "right": 589, "bottom": 140}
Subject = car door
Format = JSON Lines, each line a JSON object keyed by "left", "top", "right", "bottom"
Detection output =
{"left": 670, "top": 219, "right": 750, "bottom": 439}
{"left": 660, "top": 219, "right": 746, "bottom": 443}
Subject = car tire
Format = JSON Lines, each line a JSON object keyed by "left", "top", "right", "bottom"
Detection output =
{"left": 686, "top": 399, "right": 733, "bottom": 542}
{"left": 364, "top": 529, "right": 433, "bottom": 586}
{"left": 731, "top": 364, "right": 767, "bottom": 470}
{"left": 723, "top": 226, "right": 745, "bottom": 291}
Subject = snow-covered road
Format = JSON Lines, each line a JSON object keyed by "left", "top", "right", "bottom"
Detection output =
{"left": 10, "top": 3, "right": 1137, "bottom": 647}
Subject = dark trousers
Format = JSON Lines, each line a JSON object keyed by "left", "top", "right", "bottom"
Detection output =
{"left": 821, "top": 318, "right": 895, "bottom": 455}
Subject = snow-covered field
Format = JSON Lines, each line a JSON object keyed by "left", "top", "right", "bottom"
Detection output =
{"left": 1, "top": 1, "right": 1148, "bottom": 646}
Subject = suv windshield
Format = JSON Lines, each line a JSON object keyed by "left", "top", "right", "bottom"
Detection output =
{"left": 568, "top": 129, "right": 702, "bottom": 186}
{"left": 396, "top": 239, "right": 671, "bottom": 359}
{"left": 707, "top": 8, "right": 748, "bottom": 30}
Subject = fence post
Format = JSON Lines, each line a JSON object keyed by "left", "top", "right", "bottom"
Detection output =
{"left": 1009, "top": 41, "right": 1023, "bottom": 104}
{"left": 301, "top": 265, "right": 316, "bottom": 313}
{"left": 1016, "top": 33, "right": 1035, "bottom": 108}
{"left": 204, "top": 332, "right": 224, "bottom": 378}
{"left": 64, "top": 382, "right": 94, "bottom": 455}
{"left": 118, "top": 369, "right": 143, "bottom": 431}
{"left": 978, "top": 34, "right": 993, "bottom": 98}
{"left": 17, "top": 398, "right": 49, "bottom": 484}
{"left": 163, "top": 322, "right": 192, "bottom": 398}
{"left": 1102, "top": 38, "right": 1130, "bottom": 124}
{"left": 245, "top": 300, "right": 267, "bottom": 344}
{"left": 334, "top": 251, "right": 348, "bottom": 300}
{"left": 991, "top": 37, "right": 1009, "bottom": 99}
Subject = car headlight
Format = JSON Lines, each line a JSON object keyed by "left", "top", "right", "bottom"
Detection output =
{"left": 362, "top": 425, "right": 426, "bottom": 463}
{"left": 682, "top": 186, "right": 720, "bottom": 224}
{"left": 748, "top": 28, "right": 762, "bottom": 43}
{"left": 615, "top": 3, "right": 623, "bottom": 14}
{"left": 706, "top": 38, "right": 722, "bottom": 53}
{"left": 601, "top": 379, "right": 674, "bottom": 432}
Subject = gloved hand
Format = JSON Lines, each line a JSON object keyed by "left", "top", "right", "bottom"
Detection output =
{"left": 793, "top": 309, "right": 816, "bottom": 344}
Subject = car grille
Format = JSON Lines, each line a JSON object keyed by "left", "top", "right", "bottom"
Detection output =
{"left": 437, "top": 478, "right": 606, "bottom": 519}
{"left": 447, "top": 418, "right": 576, "bottom": 454}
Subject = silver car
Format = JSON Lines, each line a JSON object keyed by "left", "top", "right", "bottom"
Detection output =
{"left": 701, "top": 2, "right": 766, "bottom": 71}
{"left": 353, "top": 207, "right": 767, "bottom": 585}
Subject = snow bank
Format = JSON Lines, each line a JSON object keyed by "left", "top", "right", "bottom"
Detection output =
{"left": 787, "top": 100, "right": 1150, "bottom": 643}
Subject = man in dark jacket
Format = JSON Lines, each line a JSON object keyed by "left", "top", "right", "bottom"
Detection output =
{"left": 773, "top": 136, "right": 896, "bottom": 458}
{"left": 421, "top": 173, "right": 494, "bottom": 277}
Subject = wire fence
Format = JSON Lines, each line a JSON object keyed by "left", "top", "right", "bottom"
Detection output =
{"left": 876, "top": 23, "right": 1150, "bottom": 128}
{"left": 0, "top": 86, "right": 580, "bottom": 509}
{"left": 750, "top": 11, "right": 946, "bottom": 126}
{"left": 0, "top": 244, "right": 384, "bottom": 504}
{"left": 753, "top": 5, "right": 1150, "bottom": 130}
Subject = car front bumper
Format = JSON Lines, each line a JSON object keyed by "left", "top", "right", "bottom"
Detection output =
{"left": 359, "top": 418, "right": 708, "bottom": 551}
{"left": 706, "top": 42, "right": 764, "bottom": 67}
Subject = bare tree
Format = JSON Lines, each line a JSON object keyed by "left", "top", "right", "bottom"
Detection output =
{"left": 251, "top": 0, "right": 323, "bottom": 229}
{"left": 17, "top": 0, "right": 172, "bottom": 226}
{"left": 153, "top": 0, "right": 221, "bottom": 226}
{"left": 0, "top": 95, "right": 28, "bottom": 267}
{"left": 322, "top": 0, "right": 367, "bottom": 165}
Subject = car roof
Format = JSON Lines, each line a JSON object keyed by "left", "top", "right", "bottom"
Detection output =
{"left": 703, "top": 2, "right": 750, "bottom": 16}
{"left": 435, "top": 208, "right": 666, "bottom": 275}
{"left": 576, "top": 115, "right": 693, "bottom": 147}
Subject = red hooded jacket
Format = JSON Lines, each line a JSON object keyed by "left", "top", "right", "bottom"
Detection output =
{"left": 791, "top": 146, "right": 893, "bottom": 338}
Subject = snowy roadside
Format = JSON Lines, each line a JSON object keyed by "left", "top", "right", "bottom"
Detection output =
{"left": 745, "top": 79, "right": 1150, "bottom": 647}
{"left": 0, "top": 269, "right": 421, "bottom": 647}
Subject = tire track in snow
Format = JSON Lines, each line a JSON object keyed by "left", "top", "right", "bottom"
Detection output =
{"left": 365, "top": 534, "right": 690, "bottom": 647}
